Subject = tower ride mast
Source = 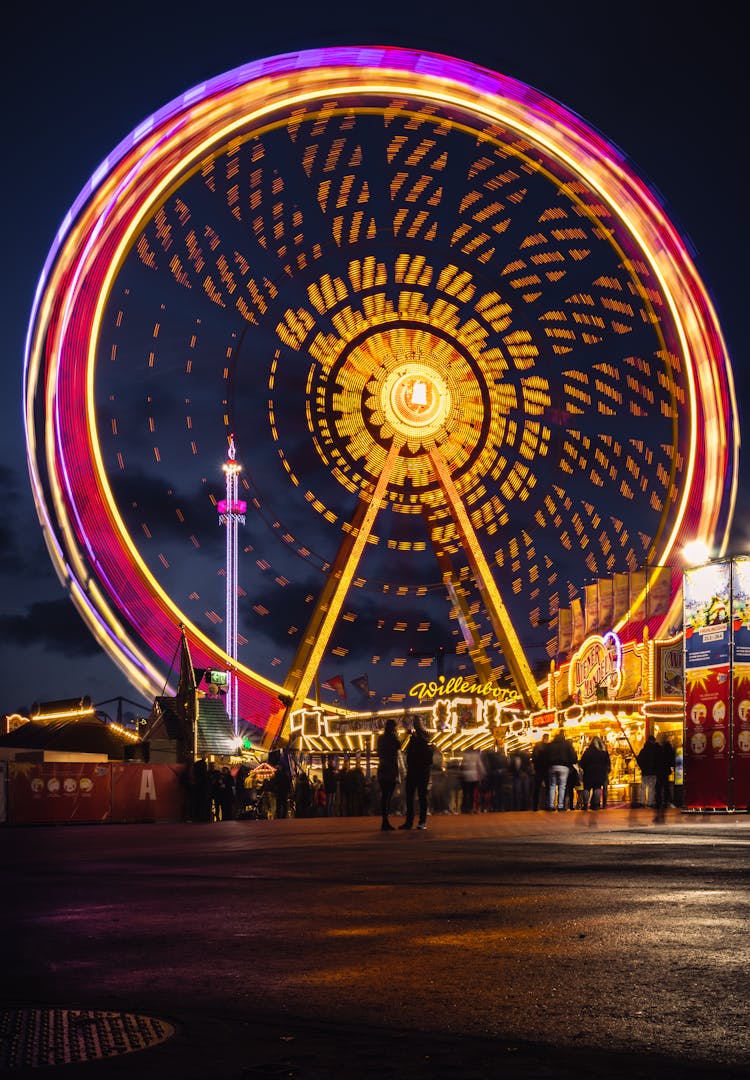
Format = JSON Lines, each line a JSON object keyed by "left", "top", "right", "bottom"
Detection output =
{"left": 218, "top": 434, "right": 246, "bottom": 736}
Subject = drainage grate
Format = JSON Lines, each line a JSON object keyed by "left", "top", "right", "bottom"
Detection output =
{"left": 0, "top": 1008, "right": 174, "bottom": 1069}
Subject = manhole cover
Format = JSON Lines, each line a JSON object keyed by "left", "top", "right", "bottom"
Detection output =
{"left": 0, "top": 1009, "right": 174, "bottom": 1070}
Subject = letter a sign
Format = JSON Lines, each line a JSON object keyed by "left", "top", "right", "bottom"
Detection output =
{"left": 139, "top": 769, "right": 157, "bottom": 801}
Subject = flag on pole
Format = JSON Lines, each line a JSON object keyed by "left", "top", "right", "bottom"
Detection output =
{"left": 630, "top": 568, "right": 647, "bottom": 621}
{"left": 647, "top": 565, "right": 672, "bottom": 618}
{"left": 558, "top": 608, "right": 572, "bottom": 654}
{"left": 321, "top": 674, "right": 346, "bottom": 700}
{"left": 598, "top": 577, "right": 614, "bottom": 631}
{"left": 351, "top": 674, "right": 370, "bottom": 697}
{"left": 613, "top": 572, "right": 630, "bottom": 623}
{"left": 571, "top": 597, "right": 585, "bottom": 648}
{"left": 584, "top": 582, "right": 600, "bottom": 636}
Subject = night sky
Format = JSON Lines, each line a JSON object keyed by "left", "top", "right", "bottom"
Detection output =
{"left": 1, "top": 0, "right": 746, "bottom": 721}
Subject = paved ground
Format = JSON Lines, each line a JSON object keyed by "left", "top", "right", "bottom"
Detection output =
{"left": 2, "top": 808, "right": 749, "bottom": 1077}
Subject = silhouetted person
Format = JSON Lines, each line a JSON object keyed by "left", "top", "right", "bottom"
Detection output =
{"left": 294, "top": 770, "right": 313, "bottom": 817}
{"left": 532, "top": 734, "right": 550, "bottom": 811}
{"left": 547, "top": 728, "right": 577, "bottom": 811}
{"left": 219, "top": 766, "right": 235, "bottom": 820}
{"left": 580, "top": 735, "right": 610, "bottom": 810}
{"left": 273, "top": 765, "right": 291, "bottom": 818}
{"left": 508, "top": 747, "right": 532, "bottom": 810}
{"left": 322, "top": 757, "right": 338, "bottom": 816}
{"left": 655, "top": 735, "right": 676, "bottom": 811}
{"left": 346, "top": 759, "right": 366, "bottom": 815}
{"left": 377, "top": 717, "right": 400, "bottom": 831}
{"left": 637, "top": 734, "right": 660, "bottom": 807}
{"left": 460, "top": 748, "right": 485, "bottom": 813}
{"left": 400, "top": 719, "right": 434, "bottom": 830}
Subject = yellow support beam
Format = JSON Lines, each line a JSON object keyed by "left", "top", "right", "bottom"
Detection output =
{"left": 427, "top": 448, "right": 544, "bottom": 711}
{"left": 280, "top": 439, "right": 403, "bottom": 731}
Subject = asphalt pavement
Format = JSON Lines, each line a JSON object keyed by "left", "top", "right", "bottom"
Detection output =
{"left": 2, "top": 808, "right": 749, "bottom": 1078}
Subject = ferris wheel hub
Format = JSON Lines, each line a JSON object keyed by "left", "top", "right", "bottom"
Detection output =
{"left": 383, "top": 363, "right": 452, "bottom": 438}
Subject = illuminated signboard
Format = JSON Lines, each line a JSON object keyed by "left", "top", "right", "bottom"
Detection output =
{"left": 568, "top": 632, "right": 623, "bottom": 702}
{"left": 408, "top": 676, "right": 520, "bottom": 703}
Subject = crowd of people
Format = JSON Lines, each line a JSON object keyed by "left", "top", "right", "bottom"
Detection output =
{"left": 183, "top": 726, "right": 677, "bottom": 823}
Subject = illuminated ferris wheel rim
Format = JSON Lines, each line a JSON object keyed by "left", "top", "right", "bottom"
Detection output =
{"left": 24, "top": 46, "right": 738, "bottom": 730}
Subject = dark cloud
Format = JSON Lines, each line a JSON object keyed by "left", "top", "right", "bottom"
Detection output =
{"left": 0, "top": 599, "right": 100, "bottom": 658}
{"left": 0, "top": 467, "right": 48, "bottom": 572}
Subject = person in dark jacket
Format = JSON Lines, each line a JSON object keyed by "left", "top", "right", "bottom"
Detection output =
{"left": 322, "top": 757, "right": 338, "bottom": 816}
{"left": 531, "top": 733, "right": 550, "bottom": 811}
{"left": 655, "top": 734, "right": 676, "bottom": 811}
{"left": 399, "top": 719, "right": 434, "bottom": 830}
{"left": 546, "top": 729, "right": 577, "bottom": 811}
{"left": 637, "top": 734, "right": 660, "bottom": 807}
{"left": 580, "top": 735, "right": 611, "bottom": 810}
{"left": 376, "top": 717, "right": 401, "bottom": 831}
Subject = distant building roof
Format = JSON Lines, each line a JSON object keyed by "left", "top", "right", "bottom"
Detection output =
{"left": 0, "top": 718, "right": 135, "bottom": 760}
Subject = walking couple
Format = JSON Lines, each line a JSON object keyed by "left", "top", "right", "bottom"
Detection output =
{"left": 377, "top": 718, "right": 433, "bottom": 831}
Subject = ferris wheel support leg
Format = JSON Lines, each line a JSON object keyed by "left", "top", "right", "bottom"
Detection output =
{"left": 427, "top": 449, "right": 545, "bottom": 712}
{"left": 280, "top": 439, "right": 404, "bottom": 731}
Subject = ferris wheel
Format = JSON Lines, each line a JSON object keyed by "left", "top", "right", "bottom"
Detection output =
{"left": 24, "top": 47, "right": 737, "bottom": 746}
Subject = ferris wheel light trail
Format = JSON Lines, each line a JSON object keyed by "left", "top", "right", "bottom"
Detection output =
{"left": 23, "top": 46, "right": 738, "bottom": 745}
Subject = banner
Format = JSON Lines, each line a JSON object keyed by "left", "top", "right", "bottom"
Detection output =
{"left": 9, "top": 762, "right": 112, "bottom": 824}
{"left": 571, "top": 597, "right": 584, "bottom": 648}
{"left": 647, "top": 565, "right": 672, "bottom": 618}
{"left": 584, "top": 583, "right": 599, "bottom": 636}
{"left": 630, "top": 568, "right": 647, "bottom": 622}
{"left": 558, "top": 608, "right": 572, "bottom": 654}
{"left": 684, "top": 665, "right": 731, "bottom": 809}
{"left": 613, "top": 573, "right": 629, "bottom": 623}
{"left": 110, "top": 764, "right": 186, "bottom": 822}
{"left": 598, "top": 577, "right": 613, "bottom": 632}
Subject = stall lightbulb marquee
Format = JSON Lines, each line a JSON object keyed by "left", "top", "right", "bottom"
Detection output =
{"left": 24, "top": 47, "right": 737, "bottom": 745}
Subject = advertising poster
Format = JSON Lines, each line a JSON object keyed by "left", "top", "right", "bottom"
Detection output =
{"left": 684, "top": 664, "right": 731, "bottom": 808}
{"left": 731, "top": 663, "right": 750, "bottom": 808}
{"left": 683, "top": 562, "right": 731, "bottom": 669}
{"left": 9, "top": 762, "right": 111, "bottom": 824}
{"left": 656, "top": 641, "right": 683, "bottom": 698}
{"left": 731, "top": 558, "right": 750, "bottom": 662}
